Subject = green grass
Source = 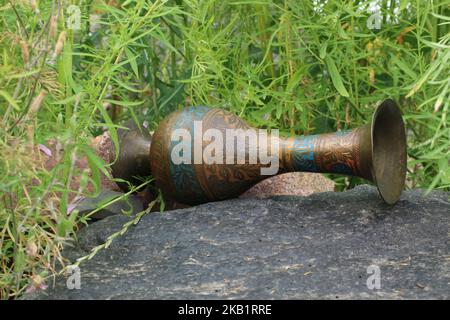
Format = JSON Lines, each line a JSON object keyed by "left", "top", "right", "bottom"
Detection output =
{"left": 0, "top": 0, "right": 449, "bottom": 298}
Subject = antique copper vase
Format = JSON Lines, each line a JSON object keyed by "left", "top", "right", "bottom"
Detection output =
{"left": 111, "top": 99, "right": 407, "bottom": 205}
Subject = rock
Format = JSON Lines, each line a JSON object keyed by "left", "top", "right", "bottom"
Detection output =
{"left": 34, "top": 136, "right": 121, "bottom": 208}
{"left": 91, "top": 131, "right": 122, "bottom": 192}
{"left": 74, "top": 190, "right": 143, "bottom": 221}
{"left": 240, "top": 172, "right": 335, "bottom": 198}
{"left": 26, "top": 185, "right": 450, "bottom": 299}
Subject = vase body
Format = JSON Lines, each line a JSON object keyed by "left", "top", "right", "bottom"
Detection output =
{"left": 150, "top": 106, "right": 373, "bottom": 205}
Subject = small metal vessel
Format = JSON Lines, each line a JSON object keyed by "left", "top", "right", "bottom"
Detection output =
{"left": 111, "top": 99, "right": 407, "bottom": 205}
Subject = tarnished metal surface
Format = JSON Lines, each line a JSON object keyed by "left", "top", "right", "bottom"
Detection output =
{"left": 110, "top": 120, "right": 152, "bottom": 192}
{"left": 370, "top": 99, "right": 407, "bottom": 204}
{"left": 111, "top": 100, "right": 407, "bottom": 205}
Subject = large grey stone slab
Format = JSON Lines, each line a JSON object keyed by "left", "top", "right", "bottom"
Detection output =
{"left": 27, "top": 185, "right": 450, "bottom": 299}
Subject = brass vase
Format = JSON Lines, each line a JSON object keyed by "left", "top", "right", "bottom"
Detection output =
{"left": 111, "top": 99, "right": 407, "bottom": 205}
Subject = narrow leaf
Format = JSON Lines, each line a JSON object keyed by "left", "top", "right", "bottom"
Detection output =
{"left": 325, "top": 56, "right": 349, "bottom": 97}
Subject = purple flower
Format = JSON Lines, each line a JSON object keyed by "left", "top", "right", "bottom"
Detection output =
{"left": 67, "top": 196, "right": 85, "bottom": 215}
{"left": 38, "top": 144, "right": 52, "bottom": 157}
{"left": 25, "top": 283, "right": 48, "bottom": 294}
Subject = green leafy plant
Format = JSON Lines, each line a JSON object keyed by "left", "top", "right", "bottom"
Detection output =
{"left": 0, "top": 0, "right": 449, "bottom": 298}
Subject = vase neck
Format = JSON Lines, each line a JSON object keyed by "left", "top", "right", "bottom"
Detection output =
{"left": 279, "top": 125, "right": 373, "bottom": 180}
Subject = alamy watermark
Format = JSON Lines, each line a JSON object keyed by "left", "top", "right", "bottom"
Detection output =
{"left": 366, "top": 265, "right": 381, "bottom": 290}
{"left": 170, "top": 122, "right": 280, "bottom": 175}
{"left": 66, "top": 5, "right": 81, "bottom": 30}
{"left": 366, "top": 1, "right": 400, "bottom": 30}
{"left": 66, "top": 265, "right": 81, "bottom": 290}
